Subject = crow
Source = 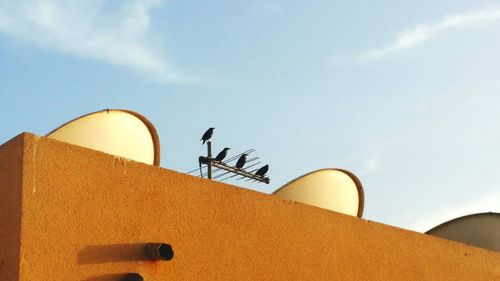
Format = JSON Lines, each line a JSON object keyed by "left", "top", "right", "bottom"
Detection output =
{"left": 201, "top": 127, "right": 214, "bottom": 144}
{"left": 215, "top": 147, "right": 230, "bottom": 162}
{"left": 255, "top": 164, "right": 269, "bottom": 177}
{"left": 235, "top": 153, "right": 247, "bottom": 169}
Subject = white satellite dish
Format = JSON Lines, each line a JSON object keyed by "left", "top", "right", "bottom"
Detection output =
{"left": 46, "top": 109, "right": 160, "bottom": 166}
{"left": 425, "top": 212, "right": 500, "bottom": 252}
{"left": 272, "top": 169, "right": 364, "bottom": 217}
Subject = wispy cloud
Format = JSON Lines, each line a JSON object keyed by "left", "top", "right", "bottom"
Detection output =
{"left": 407, "top": 190, "right": 500, "bottom": 232}
{"left": 357, "top": 9, "right": 500, "bottom": 61}
{"left": 359, "top": 155, "right": 380, "bottom": 175}
{"left": 0, "top": 0, "right": 186, "bottom": 82}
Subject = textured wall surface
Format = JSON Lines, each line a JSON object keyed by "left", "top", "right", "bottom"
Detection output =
{"left": 0, "top": 135, "right": 23, "bottom": 281}
{"left": 0, "top": 133, "right": 499, "bottom": 281}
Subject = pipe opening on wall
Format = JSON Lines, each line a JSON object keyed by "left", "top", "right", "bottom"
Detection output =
{"left": 145, "top": 243, "right": 174, "bottom": 261}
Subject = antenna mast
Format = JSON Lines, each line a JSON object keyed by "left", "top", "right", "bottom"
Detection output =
{"left": 189, "top": 129, "right": 270, "bottom": 184}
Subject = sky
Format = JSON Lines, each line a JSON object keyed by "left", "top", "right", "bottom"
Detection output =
{"left": 1, "top": 0, "right": 499, "bottom": 232}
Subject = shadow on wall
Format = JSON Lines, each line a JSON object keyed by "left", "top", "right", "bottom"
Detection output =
{"left": 81, "top": 273, "right": 125, "bottom": 281}
{"left": 78, "top": 243, "right": 150, "bottom": 264}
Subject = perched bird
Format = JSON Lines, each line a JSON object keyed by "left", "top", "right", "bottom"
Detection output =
{"left": 215, "top": 147, "right": 230, "bottom": 161}
{"left": 201, "top": 127, "right": 215, "bottom": 144}
{"left": 255, "top": 164, "right": 269, "bottom": 177}
{"left": 235, "top": 153, "right": 247, "bottom": 169}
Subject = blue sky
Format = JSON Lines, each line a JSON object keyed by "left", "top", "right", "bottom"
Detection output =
{"left": 1, "top": 0, "right": 499, "bottom": 231}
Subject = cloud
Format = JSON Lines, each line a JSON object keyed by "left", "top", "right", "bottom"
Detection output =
{"left": 0, "top": 0, "right": 186, "bottom": 82}
{"left": 407, "top": 190, "right": 500, "bottom": 232}
{"left": 359, "top": 156, "right": 380, "bottom": 175}
{"left": 357, "top": 9, "right": 500, "bottom": 61}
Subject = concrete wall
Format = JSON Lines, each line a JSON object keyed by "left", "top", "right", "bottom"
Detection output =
{"left": 0, "top": 135, "right": 23, "bottom": 281}
{"left": 1, "top": 133, "right": 499, "bottom": 281}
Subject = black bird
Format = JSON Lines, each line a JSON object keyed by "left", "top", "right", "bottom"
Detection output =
{"left": 201, "top": 127, "right": 215, "bottom": 144}
{"left": 215, "top": 147, "right": 230, "bottom": 161}
{"left": 255, "top": 164, "right": 269, "bottom": 177}
{"left": 235, "top": 153, "right": 247, "bottom": 169}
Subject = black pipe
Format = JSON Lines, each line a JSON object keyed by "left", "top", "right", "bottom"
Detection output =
{"left": 145, "top": 243, "right": 174, "bottom": 261}
{"left": 121, "top": 273, "right": 144, "bottom": 281}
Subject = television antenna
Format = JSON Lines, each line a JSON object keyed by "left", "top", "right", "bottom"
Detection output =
{"left": 187, "top": 129, "right": 270, "bottom": 184}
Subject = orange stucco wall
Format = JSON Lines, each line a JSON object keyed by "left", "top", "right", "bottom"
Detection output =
{"left": 0, "top": 135, "right": 23, "bottom": 281}
{"left": 0, "top": 133, "right": 499, "bottom": 281}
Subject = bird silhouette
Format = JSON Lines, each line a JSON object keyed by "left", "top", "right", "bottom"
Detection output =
{"left": 201, "top": 127, "right": 214, "bottom": 144}
{"left": 255, "top": 164, "right": 269, "bottom": 177}
{"left": 235, "top": 153, "right": 247, "bottom": 169}
{"left": 215, "top": 147, "right": 230, "bottom": 161}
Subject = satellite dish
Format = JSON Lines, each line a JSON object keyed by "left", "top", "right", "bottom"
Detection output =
{"left": 46, "top": 109, "right": 160, "bottom": 166}
{"left": 272, "top": 169, "right": 364, "bottom": 217}
{"left": 425, "top": 212, "right": 500, "bottom": 252}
